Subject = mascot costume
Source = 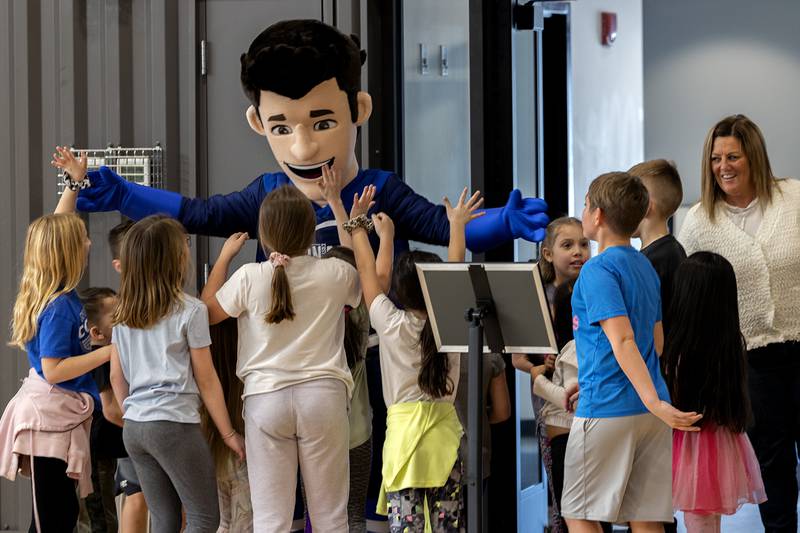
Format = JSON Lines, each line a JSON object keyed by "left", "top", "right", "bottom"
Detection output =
{"left": 77, "top": 19, "right": 549, "bottom": 530}
{"left": 77, "top": 19, "right": 548, "bottom": 255}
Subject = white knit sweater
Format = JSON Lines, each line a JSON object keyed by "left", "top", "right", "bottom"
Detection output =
{"left": 678, "top": 178, "right": 800, "bottom": 350}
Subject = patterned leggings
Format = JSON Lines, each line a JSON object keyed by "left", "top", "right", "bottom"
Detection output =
{"left": 386, "top": 461, "right": 464, "bottom": 533}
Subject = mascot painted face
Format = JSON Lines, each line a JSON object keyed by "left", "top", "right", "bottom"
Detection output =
{"left": 77, "top": 19, "right": 548, "bottom": 256}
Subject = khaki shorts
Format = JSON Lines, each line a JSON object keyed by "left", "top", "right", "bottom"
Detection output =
{"left": 560, "top": 412, "right": 673, "bottom": 523}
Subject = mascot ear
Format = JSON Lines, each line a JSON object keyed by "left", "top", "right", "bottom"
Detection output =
{"left": 246, "top": 105, "right": 266, "bottom": 136}
{"left": 355, "top": 92, "right": 373, "bottom": 126}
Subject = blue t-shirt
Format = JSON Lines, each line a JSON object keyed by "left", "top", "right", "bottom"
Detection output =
{"left": 571, "top": 246, "right": 669, "bottom": 418}
{"left": 26, "top": 290, "right": 100, "bottom": 407}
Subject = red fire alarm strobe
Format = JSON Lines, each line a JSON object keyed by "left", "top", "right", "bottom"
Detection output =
{"left": 602, "top": 12, "right": 617, "bottom": 46}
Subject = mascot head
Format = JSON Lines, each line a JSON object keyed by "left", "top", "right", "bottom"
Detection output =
{"left": 240, "top": 20, "right": 372, "bottom": 202}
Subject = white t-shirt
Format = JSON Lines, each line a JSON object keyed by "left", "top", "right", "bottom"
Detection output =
{"left": 369, "top": 293, "right": 459, "bottom": 406}
{"left": 724, "top": 198, "right": 763, "bottom": 237}
{"left": 216, "top": 255, "right": 361, "bottom": 398}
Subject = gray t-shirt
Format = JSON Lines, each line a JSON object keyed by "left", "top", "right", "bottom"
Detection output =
{"left": 112, "top": 294, "right": 212, "bottom": 423}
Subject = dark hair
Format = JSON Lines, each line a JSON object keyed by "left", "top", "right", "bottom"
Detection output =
{"left": 79, "top": 287, "right": 117, "bottom": 326}
{"left": 323, "top": 246, "right": 367, "bottom": 368}
{"left": 108, "top": 219, "right": 134, "bottom": 260}
{"left": 551, "top": 280, "right": 575, "bottom": 351}
{"left": 240, "top": 20, "right": 366, "bottom": 123}
{"left": 200, "top": 318, "right": 244, "bottom": 469}
{"left": 393, "top": 251, "right": 453, "bottom": 399}
{"left": 258, "top": 186, "right": 316, "bottom": 324}
{"left": 628, "top": 159, "right": 683, "bottom": 219}
{"left": 586, "top": 171, "right": 649, "bottom": 236}
{"left": 663, "top": 252, "right": 750, "bottom": 433}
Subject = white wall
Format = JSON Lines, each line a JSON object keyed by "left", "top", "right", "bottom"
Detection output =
{"left": 570, "top": 0, "right": 644, "bottom": 216}
{"left": 643, "top": 0, "right": 800, "bottom": 205}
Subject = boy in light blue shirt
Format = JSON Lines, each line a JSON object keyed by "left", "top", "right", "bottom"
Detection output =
{"left": 561, "top": 172, "right": 701, "bottom": 532}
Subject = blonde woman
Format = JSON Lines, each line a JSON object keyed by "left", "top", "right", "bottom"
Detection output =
{"left": 0, "top": 149, "right": 112, "bottom": 532}
{"left": 109, "top": 216, "right": 245, "bottom": 533}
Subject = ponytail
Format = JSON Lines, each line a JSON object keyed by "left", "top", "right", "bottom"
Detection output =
{"left": 417, "top": 319, "right": 453, "bottom": 399}
{"left": 265, "top": 264, "right": 295, "bottom": 324}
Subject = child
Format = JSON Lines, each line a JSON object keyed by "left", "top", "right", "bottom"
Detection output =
{"left": 664, "top": 252, "right": 766, "bottom": 532}
{"left": 0, "top": 148, "right": 111, "bottom": 532}
{"left": 538, "top": 216, "right": 590, "bottom": 304}
{"left": 629, "top": 159, "right": 687, "bottom": 335}
{"left": 453, "top": 351, "right": 510, "bottom": 530}
{"left": 201, "top": 185, "right": 362, "bottom": 531}
{"left": 109, "top": 215, "right": 245, "bottom": 533}
{"left": 52, "top": 145, "right": 149, "bottom": 533}
{"left": 322, "top": 246, "right": 374, "bottom": 533}
{"left": 201, "top": 318, "right": 252, "bottom": 533}
{"left": 80, "top": 287, "right": 126, "bottom": 533}
{"left": 350, "top": 187, "right": 483, "bottom": 532}
{"left": 512, "top": 216, "right": 588, "bottom": 398}
{"left": 562, "top": 171, "right": 701, "bottom": 532}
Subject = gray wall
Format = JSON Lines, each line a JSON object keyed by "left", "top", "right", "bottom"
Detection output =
{"left": 643, "top": 0, "right": 800, "bottom": 205}
{"left": 570, "top": 0, "right": 644, "bottom": 217}
{"left": 0, "top": 1, "right": 197, "bottom": 528}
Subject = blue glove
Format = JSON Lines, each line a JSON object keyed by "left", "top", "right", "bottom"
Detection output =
{"left": 77, "top": 166, "right": 182, "bottom": 220}
{"left": 465, "top": 189, "right": 549, "bottom": 252}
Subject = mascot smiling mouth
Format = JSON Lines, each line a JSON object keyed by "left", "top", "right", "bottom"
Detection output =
{"left": 285, "top": 157, "right": 335, "bottom": 180}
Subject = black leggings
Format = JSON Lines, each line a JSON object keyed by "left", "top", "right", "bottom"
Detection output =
{"left": 28, "top": 456, "right": 78, "bottom": 533}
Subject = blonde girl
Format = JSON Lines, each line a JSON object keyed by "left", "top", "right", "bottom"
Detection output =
{"left": 109, "top": 215, "right": 245, "bottom": 533}
{"left": 202, "top": 185, "right": 362, "bottom": 531}
{"left": 1, "top": 211, "right": 112, "bottom": 533}
{"left": 538, "top": 216, "right": 589, "bottom": 301}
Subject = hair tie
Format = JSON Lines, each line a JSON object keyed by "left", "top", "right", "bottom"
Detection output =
{"left": 269, "top": 252, "right": 291, "bottom": 268}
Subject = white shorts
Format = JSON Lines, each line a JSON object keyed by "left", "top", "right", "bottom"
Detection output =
{"left": 560, "top": 412, "right": 673, "bottom": 523}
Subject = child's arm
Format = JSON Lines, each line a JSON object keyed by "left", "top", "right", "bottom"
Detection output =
{"left": 372, "top": 213, "right": 395, "bottom": 294}
{"left": 50, "top": 146, "right": 87, "bottom": 215}
{"left": 487, "top": 373, "right": 511, "bottom": 423}
{"left": 444, "top": 188, "right": 484, "bottom": 262}
{"left": 190, "top": 345, "right": 246, "bottom": 460}
{"left": 100, "top": 389, "right": 124, "bottom": 427}
{"left": 318, "top": 164, "right": 352, "bottom": 248}
{"left": 349, "top": 186, "right": 383, "bottom": 310}
{"left": 109, "top": 344, "right": 129, "bottom": 411}
{"left": 201, "top": 232, "right": 248, "bottom": 325}
{"left": 40, "top": 345, "right": 112, "bottom": 384}
{"left": 601, "top": 315, "right": 702, "bottom": 431}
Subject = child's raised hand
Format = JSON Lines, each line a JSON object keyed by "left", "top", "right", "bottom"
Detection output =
{"left": 350, "top": 184, "right": 376, "bottom": 219}
{"left": 444, "top": 188, "right": 485, "bottom": 226}
{"left": 224, "top": 431, "right": 246, "bottom": 462}
{"left": 219, "top": 232, "right": 248, "bottom": 261}
{"left": 51, "top": 146, "right": 88, "bottom": 181}
{"left": 372, "top": 213, "right": 395, "bottom": 241}
{"left": 317, "top": 164, "right": 345, "bottom": 205}
{"left": 651, "top": 400, "right": 703, "bottom": 432}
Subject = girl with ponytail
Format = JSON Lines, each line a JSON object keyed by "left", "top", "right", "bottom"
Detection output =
{"left": 202, "top": 184, "right": 363, "bottom": 531}
{"left": 349, "top": 186, "right": 484, "bottom": 531}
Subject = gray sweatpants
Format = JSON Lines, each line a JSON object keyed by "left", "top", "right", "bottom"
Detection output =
{"left": 123, "top": 420, "right": 219, "bottom": 533}
{"left": 245, "top": 378, "right": 350, "bottom": 532}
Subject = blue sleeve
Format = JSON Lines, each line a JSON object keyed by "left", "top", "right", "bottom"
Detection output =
{"left": 39, "top": 309, "right": 79, "bottom": 359}
{"left": 584, "top": 262, "right": 628, "bottom": 325}
{"left": 178, "top": 175, "right": 264, "bottom": 238}
{"left": 379, "top": 175, "right": 450, "bottom": 246}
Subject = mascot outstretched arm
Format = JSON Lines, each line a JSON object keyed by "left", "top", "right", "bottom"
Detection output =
{"left": 78, "top": 20, "right": 548, "bottom": 257}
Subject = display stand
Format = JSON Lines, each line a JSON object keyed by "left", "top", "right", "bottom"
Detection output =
{"left": 417, "top": 262, "right": 557, "bottom": 533}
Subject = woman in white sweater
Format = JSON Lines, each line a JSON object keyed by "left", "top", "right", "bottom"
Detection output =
{"left": 678, "top": 114, "right": 800, "bottom": 532}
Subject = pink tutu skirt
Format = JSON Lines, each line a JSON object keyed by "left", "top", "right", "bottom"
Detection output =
{"left": 672, "top": 424, "right": 767, "bottom": 515}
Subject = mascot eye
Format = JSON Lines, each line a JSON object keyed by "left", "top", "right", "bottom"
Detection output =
{"left": 313, "top": 119, "right": 337, "bottom": 131}
{"left": 270, "top": 125, "right": 292, "bottom": 135}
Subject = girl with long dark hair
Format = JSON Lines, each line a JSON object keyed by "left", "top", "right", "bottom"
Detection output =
{"left": 349, "top": 187, "right": 483, "bottom": 532}
{"left": 664, "top": 252, "right": 766, "bottom": 532}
